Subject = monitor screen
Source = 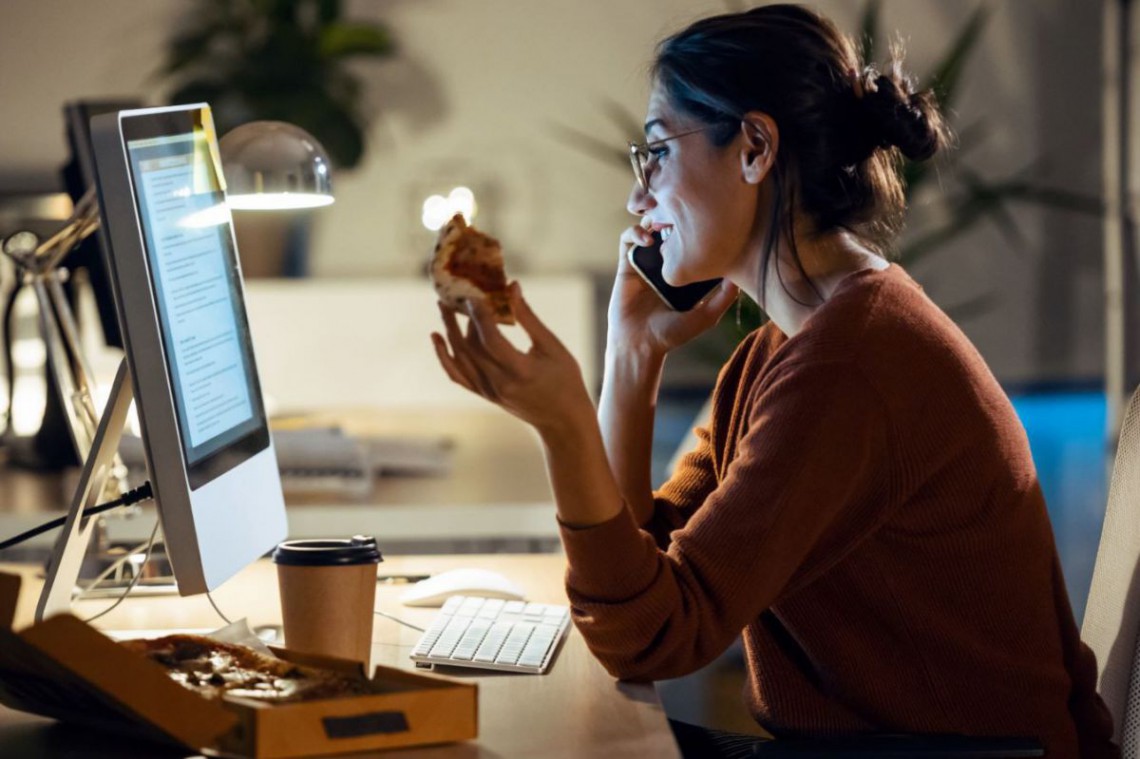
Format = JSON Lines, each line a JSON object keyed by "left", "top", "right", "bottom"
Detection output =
{"left": 121, "top": 110, "right": 269, "bottom": 487}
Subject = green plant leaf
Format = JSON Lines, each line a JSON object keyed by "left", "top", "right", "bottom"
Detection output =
{"left": 316, "top": 0, "right": 341, "bottom": 24}
{"left": 952, "top": 121, "right": 987, "bottom": 158}
{"left": 859, "top": 0, "right": 881, "bottom": 66}
{"left": 161, "top": 27, "right": 224, "bottom": 76}
{"left": 957, "top": 168, "right": 1029, "bottom": 251}
{"left": 319, "top": 22, "right": 393, "bottom": 58}
{"left": 925, "top": 4, "right": 989, "bottom": 112}
{"left": 1002, "top": 184, "right": 1104, "bottom": 215}
{"left": 287, "top": 94, "right": 366, "bottom": 168}
{"left": 600, "top": 96, "right": 645, "bottom": 138}
{"left": 264, "top": 0, "right": 302, "bottom": 25}
{"left": 549, "top": 122, "right": 629, "bottom": 169}
{"left": 167, "top": 78, "right": 230, "bottom": 108}
{"left": 899, "top": 191, "right": 997, "bottom": 266}
{"left": 898, "top": 168, "right": 1102, "bottom": 268}
{"left": 942, "top": 290, "right": 1000, "bottom": 323}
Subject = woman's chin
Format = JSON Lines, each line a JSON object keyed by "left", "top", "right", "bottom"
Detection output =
{"left": 663, "top": 267, "right": 696, "bottom": 288}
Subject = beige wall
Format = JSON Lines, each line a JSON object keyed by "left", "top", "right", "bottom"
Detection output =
{"left": 0, "top": 1, "right": 1104, "bottom": 385}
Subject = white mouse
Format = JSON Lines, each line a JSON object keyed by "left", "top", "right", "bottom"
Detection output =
{"left": 400, "top": 568, "right": 527, "bottom": 607}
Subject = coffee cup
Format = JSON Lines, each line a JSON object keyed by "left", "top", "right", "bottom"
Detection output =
{"left": 272, "top": 536, "right": 382, "bottom": 666}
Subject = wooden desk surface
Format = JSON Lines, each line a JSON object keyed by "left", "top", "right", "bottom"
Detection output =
{"left": 0, "top": 553, "right": 680, "bottom": 759}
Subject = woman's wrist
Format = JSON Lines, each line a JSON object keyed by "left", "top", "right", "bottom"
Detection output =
{"left": 604, "top": 348, "right": 665, "bottom": 407}
{"left": 605, "top": 341, "right": 666, "bottom": 378}
{"left": 533, "top": 393, "right": 599, "bottom": 443}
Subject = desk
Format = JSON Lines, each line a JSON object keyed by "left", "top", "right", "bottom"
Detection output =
{"left": 0, "top": 553, "right": 680, "bottom": 758}
{"left": 0, "top": 407, "right": 560, "bottom": 554}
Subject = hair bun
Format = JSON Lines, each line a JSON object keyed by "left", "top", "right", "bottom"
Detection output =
{"left": 860, "top": 70, "right": 944, "bottom": 162}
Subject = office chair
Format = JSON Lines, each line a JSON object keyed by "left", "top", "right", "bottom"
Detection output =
{"left": 1083, "top": 383, "right": 1140, "bottom": 755}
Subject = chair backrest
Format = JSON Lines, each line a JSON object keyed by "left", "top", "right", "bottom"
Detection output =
{"left": 1082, "top": 386, "right": 1140, "bottom": 750}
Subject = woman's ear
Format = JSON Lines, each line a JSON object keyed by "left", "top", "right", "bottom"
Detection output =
{"left": 740, "top": 112, "right": 778, "bottom": 185}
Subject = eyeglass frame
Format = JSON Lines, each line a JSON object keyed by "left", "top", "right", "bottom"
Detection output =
{"left": 628, "top": 126, "right": 716, "bottom": 192}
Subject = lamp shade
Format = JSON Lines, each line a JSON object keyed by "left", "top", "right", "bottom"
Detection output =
{"left": 219, "top": 121, "right": 334, "bottom": 210}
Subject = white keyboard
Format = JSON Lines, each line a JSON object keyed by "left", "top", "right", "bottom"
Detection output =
{"left": 410, "top": 596, "right": 571, "bottom": 674}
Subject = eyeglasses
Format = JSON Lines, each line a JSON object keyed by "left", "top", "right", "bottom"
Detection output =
{"left": 628, "top": 126, "right": 714, "bottom": 191}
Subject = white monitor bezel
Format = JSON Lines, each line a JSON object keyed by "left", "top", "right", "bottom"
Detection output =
{"left": 90, "top": 103, "right": 287, "bottom": 595}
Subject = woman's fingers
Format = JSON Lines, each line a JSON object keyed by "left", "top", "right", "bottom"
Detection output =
{"left": 461, "top": 316, "right": 505, "bottom": 399}
{"left": 439, "top": 302, "right": 497, "bottom": 397}
{"left": 431, "top": 332, "right": 477, "bottom": 394}
{"left": 620, "top": 224, "right": 654, "bottom": 249}
{"left": 509, "top": 282, "right": 561, "bottom": 353}
{"left": 464, "top": 298, "right": 522, "bottom": 371}
{"left": 618, "top": 224, "right": 655, "bottom": 264}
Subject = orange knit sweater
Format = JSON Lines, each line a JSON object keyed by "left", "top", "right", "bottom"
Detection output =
{"left": 560, "top": 264, "right": 1118, "bottom": 756}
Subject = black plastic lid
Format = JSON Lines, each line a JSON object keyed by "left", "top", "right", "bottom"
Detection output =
{"left": 271, "top": 535, "right": 383, "bottom": 567}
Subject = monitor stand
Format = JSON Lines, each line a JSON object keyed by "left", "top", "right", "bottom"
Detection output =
{"left": 36, "top": 358, "right": 135, "bottom": 622}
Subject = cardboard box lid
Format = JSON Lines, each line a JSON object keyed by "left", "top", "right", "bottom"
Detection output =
{"left": 0, "top": 573, "right": 237, "bottom": 751}
{"left": 222, "top": 648, "right": 478, "bottom": 759}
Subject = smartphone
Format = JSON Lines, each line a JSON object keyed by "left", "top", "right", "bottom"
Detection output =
{"left": 628, "top": 231, "right": 722, "bottom": 312}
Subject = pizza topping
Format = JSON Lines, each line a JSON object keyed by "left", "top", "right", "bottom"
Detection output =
{"left": 121, "top": 634, "right": 371, "bottom": 704}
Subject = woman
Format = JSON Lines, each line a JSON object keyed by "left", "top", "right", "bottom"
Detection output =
{"left": 431, "top": 5, "right": 1118, "bottom": 757}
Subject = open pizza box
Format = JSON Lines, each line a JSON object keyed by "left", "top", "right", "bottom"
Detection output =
{"left": 0, "top": 572, "right": 478, "bottom": 757}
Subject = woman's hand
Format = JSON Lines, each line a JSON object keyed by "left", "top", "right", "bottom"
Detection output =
{"left": 431, "top": 282, "right": 595, "bottom": 438}
{"left": 609, "top": 224, "right": 739, "bottom": 358}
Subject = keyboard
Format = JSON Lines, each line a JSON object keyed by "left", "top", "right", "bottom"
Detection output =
{"left": 410, "top": 596, "right": 571, "bottom": 674}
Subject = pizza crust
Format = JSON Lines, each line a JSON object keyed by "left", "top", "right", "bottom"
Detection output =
{"left": 431, "top": 214, "right": 516, "bottom": 325}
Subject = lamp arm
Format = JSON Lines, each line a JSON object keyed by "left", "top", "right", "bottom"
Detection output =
{"left": 36, "top": 194, "right": 100, "bottom": 274}
{"left": 45, "top": 272, "right": 101, "bottom": 437}
{"left": 31, "top": 275, "right": 94, "bottom": 458}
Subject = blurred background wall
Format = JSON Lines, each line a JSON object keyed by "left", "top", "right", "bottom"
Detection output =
{"left": 0, "top": 0, "right": 1103, "bottom": 388}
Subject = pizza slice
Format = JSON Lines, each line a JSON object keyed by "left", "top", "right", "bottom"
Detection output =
{"left": 430, "top": 213, "right": 516, "bottom": 325}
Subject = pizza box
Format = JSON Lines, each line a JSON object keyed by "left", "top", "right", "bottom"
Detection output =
{"left": 0, "top": 572, "right": 478, "bottom": 758}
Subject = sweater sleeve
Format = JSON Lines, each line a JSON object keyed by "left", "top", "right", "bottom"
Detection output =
{"left": 642, "top": 425, "right": 718, "bottom": 548}
{"left": 559, "top": 360, "right": 893, "bottom": 682}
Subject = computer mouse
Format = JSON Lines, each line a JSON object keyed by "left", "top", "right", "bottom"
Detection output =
{"left": 400, "top": 568, "right": 526, "bottom": 607}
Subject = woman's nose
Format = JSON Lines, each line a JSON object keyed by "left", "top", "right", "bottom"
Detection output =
{"left": 627, "top": 181, "right": 656, "bottom": 216}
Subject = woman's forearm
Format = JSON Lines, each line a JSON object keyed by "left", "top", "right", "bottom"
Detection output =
{"left": 539, "top": 411, "right": 625, "bottom": 529}
{"left": 597, "top": 345, "right": 665, "bottom": 526}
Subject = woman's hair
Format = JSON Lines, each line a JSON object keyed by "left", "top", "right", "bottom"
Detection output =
{"left": 652, "top": 4, "right": 951, "bottom": 293}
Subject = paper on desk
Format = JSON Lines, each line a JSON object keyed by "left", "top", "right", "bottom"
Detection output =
{"left": 274, "top": 427, "right": 455, "bottom": 476}
{"left": 206, "top": 618, "right": 277, "bottom": 657}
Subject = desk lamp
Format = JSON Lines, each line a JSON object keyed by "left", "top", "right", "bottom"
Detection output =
{"left": 219, "top": 121, "right": 334, "bottom": 211}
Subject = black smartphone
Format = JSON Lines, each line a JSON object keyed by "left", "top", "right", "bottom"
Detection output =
{"left": 628, "top": 231, "right": 722, "bottom": 312}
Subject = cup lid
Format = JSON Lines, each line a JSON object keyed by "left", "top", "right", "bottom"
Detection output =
{"left": 272, "top": 535, "right": 383, "bottom": 566}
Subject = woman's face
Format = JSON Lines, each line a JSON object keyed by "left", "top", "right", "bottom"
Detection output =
{"left": 627, "top": 83, "right": 763, "bottom": 287}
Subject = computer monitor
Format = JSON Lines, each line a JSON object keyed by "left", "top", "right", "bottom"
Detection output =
{"left": 85, "top": 103, "right": 287, "bottom": 596}
{"left": 63, "top": 99, "right": 145, "bottom": 351}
